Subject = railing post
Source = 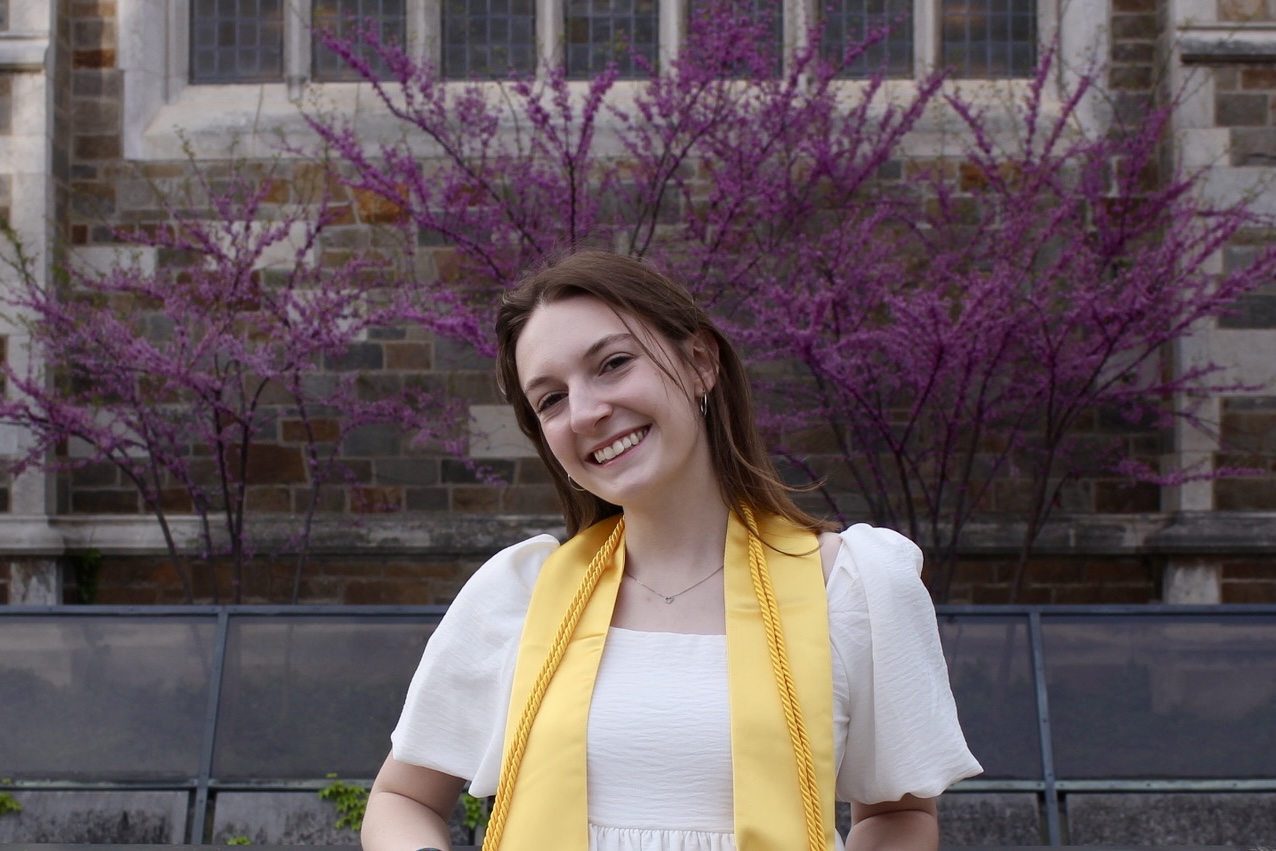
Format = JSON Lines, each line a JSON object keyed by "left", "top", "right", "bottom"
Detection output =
{"left": 1028, "top": 609, "right": 1062, "bottom": 846}
{"left": 192, "top": 608, "right": 231, "bottom": 842}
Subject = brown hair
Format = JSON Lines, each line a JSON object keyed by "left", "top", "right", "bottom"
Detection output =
{"left": 495, "top": 249, "right": 834, "bottom": 538}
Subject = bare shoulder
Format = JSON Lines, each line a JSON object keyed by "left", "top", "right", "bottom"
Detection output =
{"left": 818, "top": 530, "right": 843, "bottom": 583}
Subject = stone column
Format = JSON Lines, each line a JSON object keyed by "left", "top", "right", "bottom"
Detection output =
{"left": 8, "top": 558, "right": 62, "bottom": 604}
{"left": 1162, "top": 557, "right": 1222, "bottom": 604}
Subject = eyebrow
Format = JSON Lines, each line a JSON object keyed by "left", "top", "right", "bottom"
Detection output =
{"left": 521, "top": 332, "right": 636, "bottom": 398}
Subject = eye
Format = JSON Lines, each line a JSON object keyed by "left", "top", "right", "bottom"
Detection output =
{"left": 535, "top": 391, "right": 565, "bottom": 415}
{"left": 601, "top": 353, "right": 633, "bottom": 372}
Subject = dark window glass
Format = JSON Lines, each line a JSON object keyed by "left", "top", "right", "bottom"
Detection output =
{"left": 213, "top": 617, "right": 436, "bottom": 779}
{"left": 1043, "top": 615, "right": 1276, "bottom": 778}
{"left": 313, "top": 0, "right": 409, "bottom": 81}
{"left": 565, "top": 0, "right": 658, "bottom": 79}
{"left": 821, "top": 0, "right": 913, "bottom": 77}
{"left": 0, "top": 617, "right": 216, "bottom": 780}
{"left": 442, "top": 0, "right": 538, "bottom": 77}
{"left": 939, "top": 616, "right": 1042, "bottom": 779}
{"left": 941, "top": 0, "right": 1036, "bottom": 77}
{"left": 190, "top": 0, "right": 284, "bottom": 83}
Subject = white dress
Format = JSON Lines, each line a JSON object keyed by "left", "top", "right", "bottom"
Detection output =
{"left": 391, "top": 524, "right": 983, "bottom": 851}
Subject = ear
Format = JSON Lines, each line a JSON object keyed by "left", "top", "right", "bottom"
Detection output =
{"left": 687, "top": 330, "right": 721, "bottom": 397}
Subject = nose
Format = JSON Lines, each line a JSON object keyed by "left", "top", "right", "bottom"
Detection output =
{"left": 568, "top": 386, "right": 610, "bottom": 433}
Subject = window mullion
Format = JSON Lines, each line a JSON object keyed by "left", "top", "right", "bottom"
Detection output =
{"left": 414, "top": 0, "right": 440, "bottom": 70}
{"left": 914, "top": 0, "right": 938, "bottom": 75}
{"left": 287, "top": 0, "right": 314, "bottom": 97}
{"left": 786, "top": 0, "right": 816, "bottom": 76}
{"left": 539, "top": 0, "right": 564, "bottom": 72}
{"left": 659, "top": 0, "right": 685, "bottom": 70}
{"left": 168, "top": 0, "right": 188, "bottom": 102}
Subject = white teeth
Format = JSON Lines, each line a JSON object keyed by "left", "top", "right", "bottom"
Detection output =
{"left": 593, "top": 428, "right": 647, "bottom": 464}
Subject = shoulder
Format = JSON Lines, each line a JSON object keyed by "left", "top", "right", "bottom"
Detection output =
{"left": 444, "top": 533, "right": 562, "bottom": 623}
{"left": 820, "top": 524, "right": 923, "bottom": 586}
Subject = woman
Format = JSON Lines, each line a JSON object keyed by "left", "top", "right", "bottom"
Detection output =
{"left": 362, "top": 251, "right": 981, "bottom": 851}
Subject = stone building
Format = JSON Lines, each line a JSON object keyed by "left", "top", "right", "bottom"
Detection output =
{"left": 1, "top": 0, "right": 1275, "bottom": 605}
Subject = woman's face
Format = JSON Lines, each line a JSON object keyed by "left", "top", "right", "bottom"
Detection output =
{"left": 514, "top": 295, "right": 717, "bottom": 512}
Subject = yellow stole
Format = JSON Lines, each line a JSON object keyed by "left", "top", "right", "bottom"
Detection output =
{"left": 483, "top": 508, "right": 837, "bottom": 851}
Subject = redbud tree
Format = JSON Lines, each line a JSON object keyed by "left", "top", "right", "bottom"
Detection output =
{"left": 306, "top": 2, "right": 1276, "bottom": 601}
{"left": 0, "top": 159, "right": 462, "bottom": 602}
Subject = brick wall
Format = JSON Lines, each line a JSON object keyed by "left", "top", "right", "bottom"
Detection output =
{"left": 69, "top": 553, "right": 481, "bottom": 605}
{"left": 946, "top": 555, "right": 1161, "bottom": 605}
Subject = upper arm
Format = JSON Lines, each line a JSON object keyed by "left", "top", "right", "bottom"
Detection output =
{"left": 369, "top": 752, "right": 467, "bottom": 817}
{"left": 819, "top": 531, "right": 843, "bottom": 584}
{"left": 850, "top": 792, "right": 938, "bottom": 823}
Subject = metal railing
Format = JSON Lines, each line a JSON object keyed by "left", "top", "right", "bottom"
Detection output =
{"left": 3, "top": 603, "right": 1275, "bottom": 844}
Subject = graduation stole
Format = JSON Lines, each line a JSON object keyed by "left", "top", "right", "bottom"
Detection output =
{"left": 483, "top": 507, "right": 837, "bottom": 851}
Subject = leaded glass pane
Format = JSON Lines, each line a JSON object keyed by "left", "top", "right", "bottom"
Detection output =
{"left": 0, "top": 616, "right": 216, "bottom": 780}
{"left": 190, "top": 0, "right": 284, "bottom": 83}
{"left": 441, "top": 0, "right": 537, "bottom": 77}
{"left": 1043, "top": 615, "right": 1276, "bottom": 778}
{"left": 313, "top": 0, "right": 409, "bottom": 81}
{"left": 565, "top": 0, "right": 658, "bottom": 79}
{"left": 213, "top": 617, "right": 436, "bottom": 779}
{"left": 941, "top": 0, "right": 1036, "bottom": 77}
{"left": 821, "top": 0, "right": 912, "bottom": 78}
{"left": 939, "top": 616, "right": 1042, "bottom": 779}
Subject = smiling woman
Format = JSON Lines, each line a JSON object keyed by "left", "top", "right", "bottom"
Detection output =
{"left": 360, "top": 250, "right": 982, "bottom": 851}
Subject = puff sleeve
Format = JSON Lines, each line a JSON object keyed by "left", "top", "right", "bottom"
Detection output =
{"left": 829, "top": 524, "right": 982, "bottom": 804}
{"left": 390, "top": 534, "right": 560, "bottom": 798}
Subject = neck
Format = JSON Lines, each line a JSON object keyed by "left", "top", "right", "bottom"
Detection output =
{"left": 620, "top": 494, "right": 731, "bottom": 581}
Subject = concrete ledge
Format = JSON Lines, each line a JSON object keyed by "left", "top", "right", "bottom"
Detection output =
{"left": 938, "top": 792, "right": 1044, "bottom": 846}
{"left": 210, "top": 792, "right": 360, "bottom": 845}
{"left": 0, "top": 33, "right": 48, "bottom": 71}
{"left": 1067, "top": 792, "right": 1276, "bottom": 845}
{"left": 0, "top": 513, "right": 567, "bottom": 558}
{"left": 0, "top": 791, "right": 187, "bottom": 843}
{"left": 1179, "top": 25, "right": 1276, "bottom": 64}
{"left": 211, "top": 791, "right": 480, "bottom": 847}
{"left": 2, "top": 510, "right": 1275, "bottom": 560}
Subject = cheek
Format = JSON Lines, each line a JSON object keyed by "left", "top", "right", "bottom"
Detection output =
{"left": 540, "top": 421, "right": 577, "bottom": 464}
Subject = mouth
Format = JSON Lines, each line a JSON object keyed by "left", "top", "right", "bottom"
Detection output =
{"left": 591, "top": 427, "right": 649, "bottom": 465}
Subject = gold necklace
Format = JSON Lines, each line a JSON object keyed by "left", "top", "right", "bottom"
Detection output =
{"left": 625, "top": 563, "right": 724, "bottom": 604}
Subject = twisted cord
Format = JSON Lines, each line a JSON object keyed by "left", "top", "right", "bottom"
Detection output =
{"left": 741, "top": 505, "right": 825, "bottom": 851}
{"left": 482, "top": 517, "right": 626, "bottom": 851}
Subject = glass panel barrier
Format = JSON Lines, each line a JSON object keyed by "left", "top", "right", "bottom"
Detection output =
{"left": 939, "top": 615, "right": 1042, "bottom": 780}
{"left": 0, "top": 616, "right": 216, "bottom": 780}
{"left": 212, "top": 616, "right": 439, "bottom": 780}
{"left": 1042, "top": 614, "right": 1276, "bottom": 779}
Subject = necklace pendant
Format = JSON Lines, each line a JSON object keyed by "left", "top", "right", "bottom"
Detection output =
{"left": 662, "top": 595, "right": 675, "bottom": 604}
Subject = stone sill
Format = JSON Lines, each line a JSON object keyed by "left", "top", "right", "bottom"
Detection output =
{"left": 0, "top": 513, "right": 566, "bottom": 558}
{"left": 2, "top": 511, "right": 1275, "bottom": 559}
{"left": 1179, "top": 25, "right": 1276, "bottom": 64}
{"left": 0, "top": 32, "right": 48, "bottom": 71}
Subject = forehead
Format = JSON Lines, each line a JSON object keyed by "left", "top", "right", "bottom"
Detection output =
{"left": 514, "top": 295, "right": 666, "bottom": 381}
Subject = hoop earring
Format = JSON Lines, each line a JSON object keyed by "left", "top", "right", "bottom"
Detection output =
{"left": 567, "top": 474, "right": 586, "bottom": 492}
{"left": 700, "top": 393, "right": 708, "bottom": 417}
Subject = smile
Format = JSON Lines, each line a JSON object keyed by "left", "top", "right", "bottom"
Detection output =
{"left": 592, "top": 427, "right": 649, "bottom": 464}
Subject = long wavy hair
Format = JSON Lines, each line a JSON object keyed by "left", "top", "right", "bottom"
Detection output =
{"left": 495, "top": 250, "right": 834, "bottom": 538}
